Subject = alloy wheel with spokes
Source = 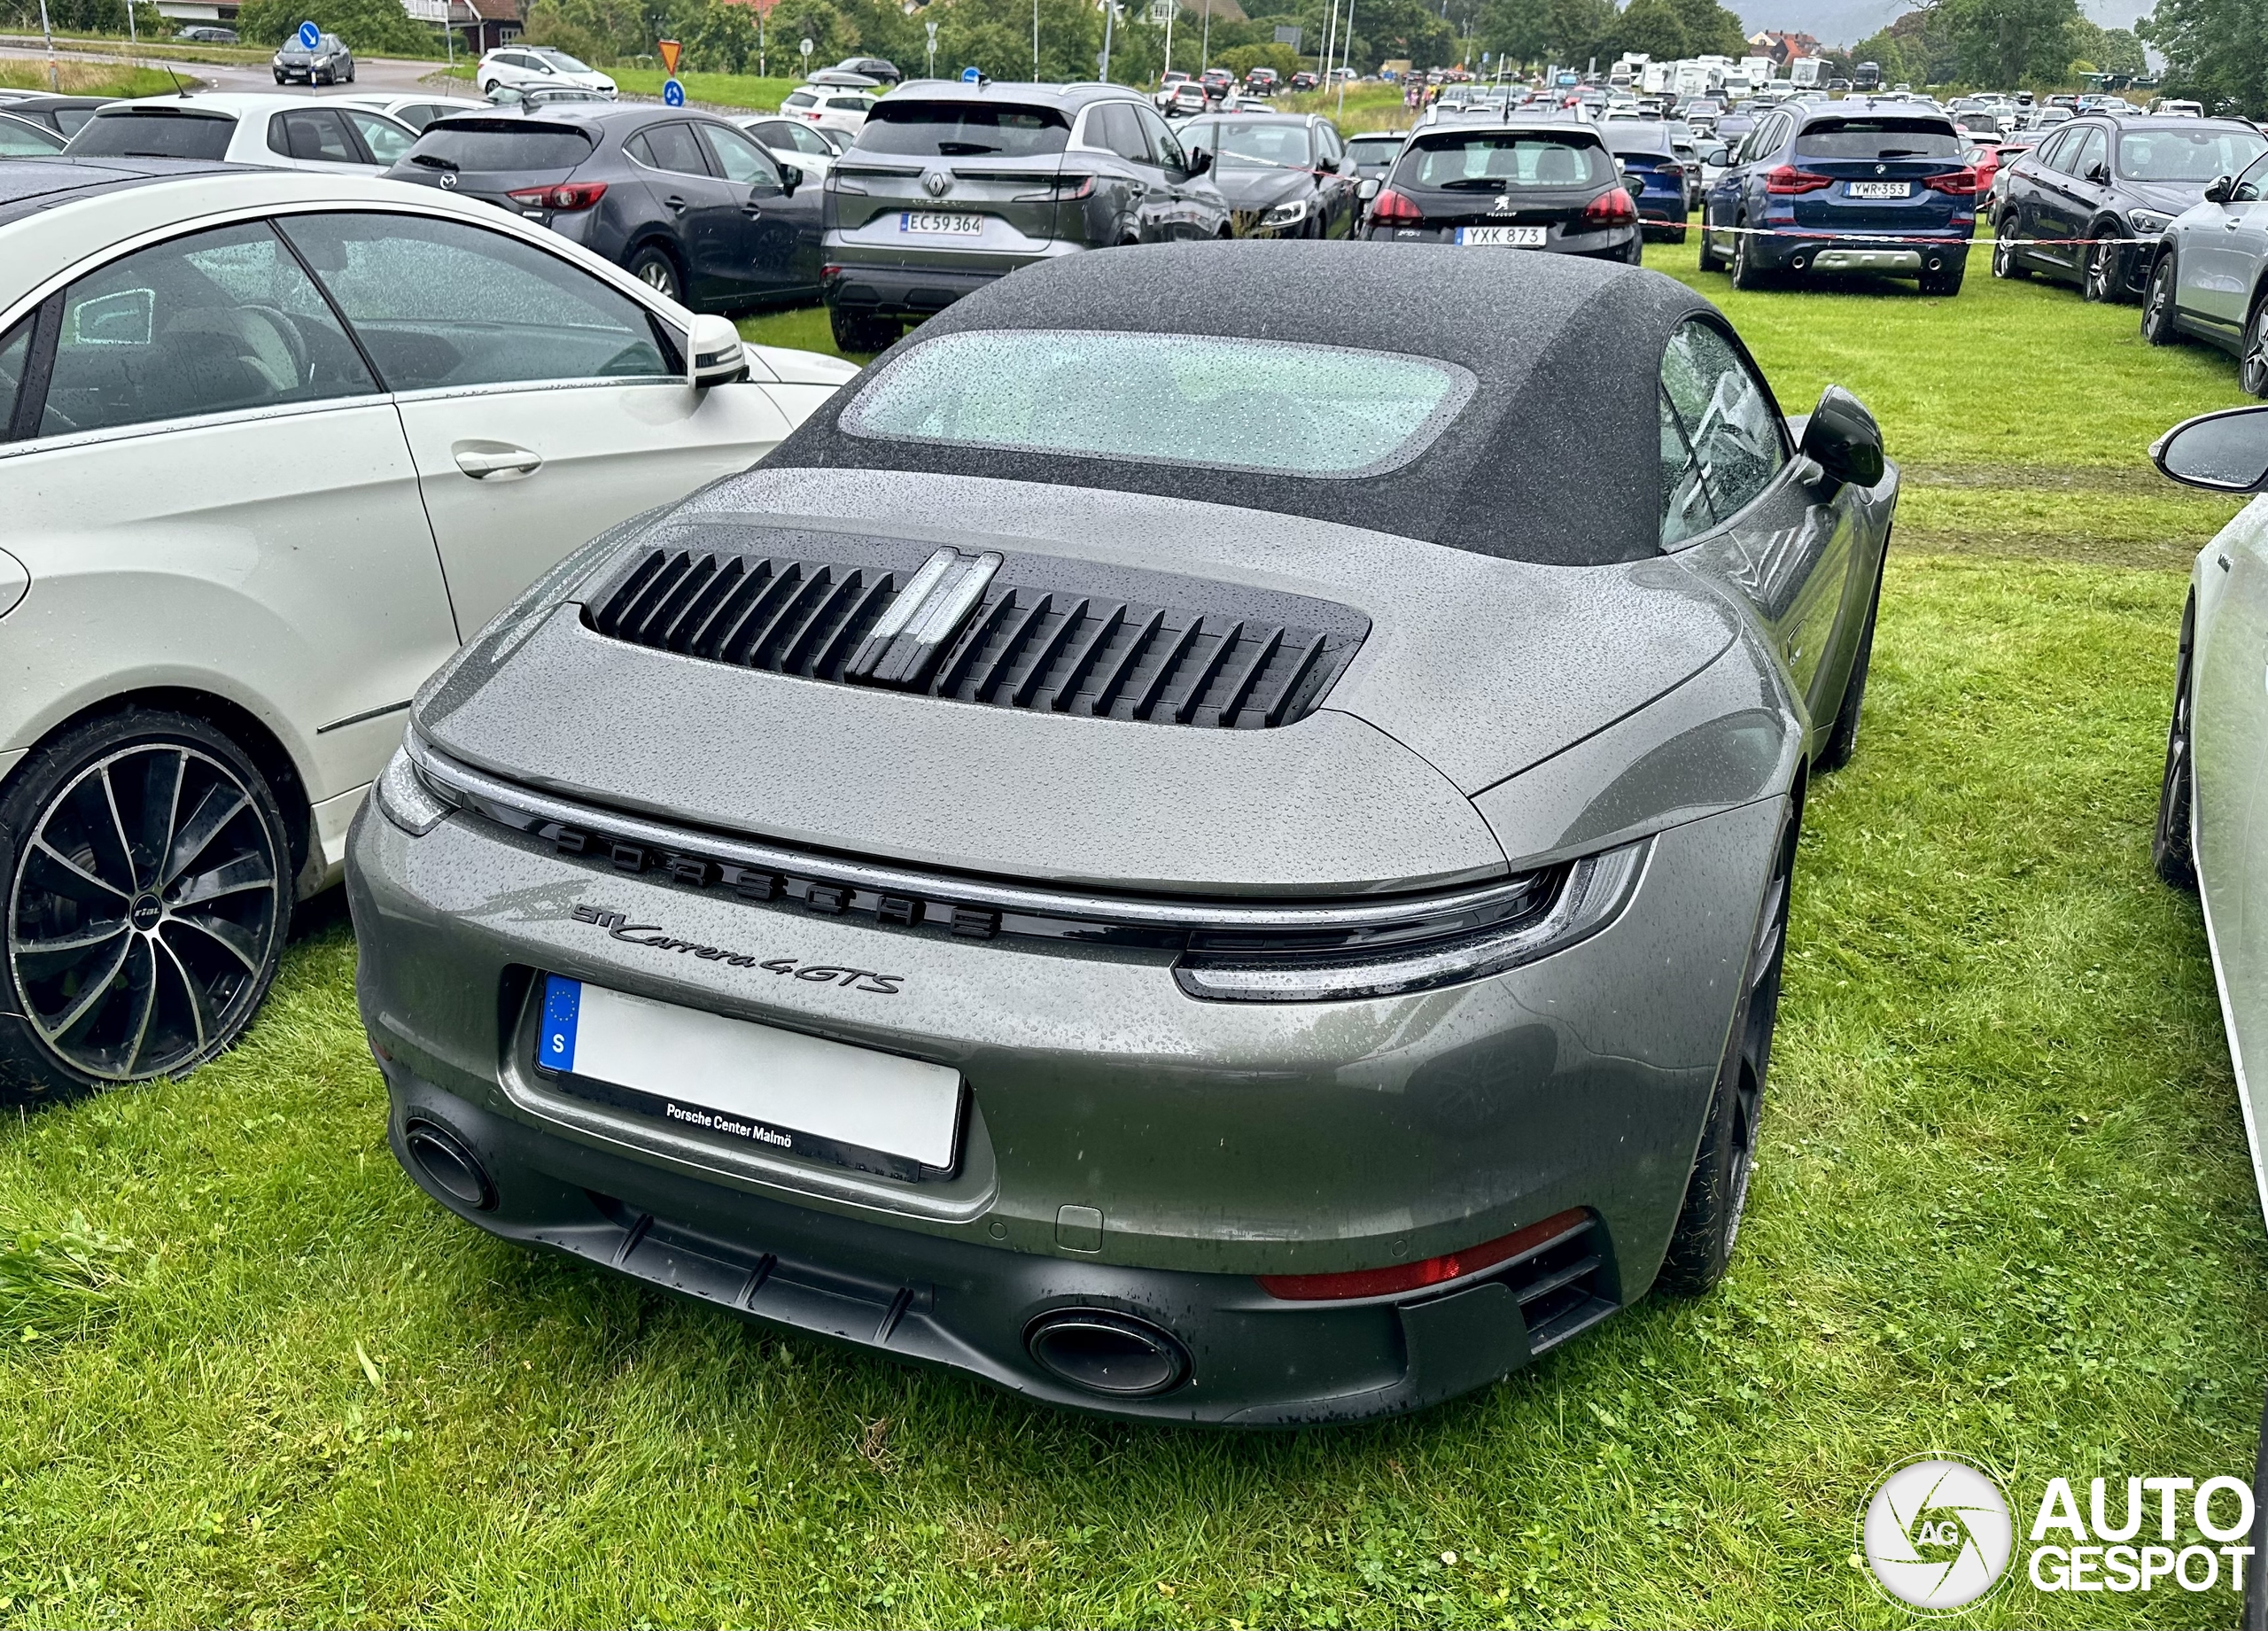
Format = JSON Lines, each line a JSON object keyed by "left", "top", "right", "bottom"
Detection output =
{"left": 2142, "top": 254, "right": 2179, "bottom": 345}
{"left": 2084, "top": 235, "right": 2124, "bottom": 303}
{"left": 2243, "top": 300, "right": 2268, "bottom": 398}
{"left": 2, "top": 716, "right": 289, "bottom": 1096}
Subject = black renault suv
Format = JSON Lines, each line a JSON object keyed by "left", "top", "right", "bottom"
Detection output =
{"left": 820, "top": 80, "right": 1231, "bottom": 353}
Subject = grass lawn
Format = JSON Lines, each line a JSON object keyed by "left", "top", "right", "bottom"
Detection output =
{"left": 6, "top": 243, "right": 2268, "bottom": 1627}
{"left": 0, "top": 60, "right": 187, "bottom": 96}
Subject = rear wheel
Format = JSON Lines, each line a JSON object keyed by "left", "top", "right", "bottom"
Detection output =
{"left": 1917, "top": 260, "right": 1965, "bottom": 298}
{"left": 2155, "top": 591, "right": 2198, "bottom": 890}
{"left": 828, "top": 305, "right": 898, "bottom": 353}
{"left": 2142, "top": 252, "right": 2181, "bottom": 345}
{"left": 2242, "top": 296, "right": 2268, "bottom": 399}
{"left": 1658, "top": 800, "right": 1795, "bottom": 1295}
{"left": 2083, "top": 228, "right": 2127, "bottom": 303}
{"left": 1991, "top": 211, "right": 2028, "bottom": 279}
{"left": 625, "top": 245, "right": 682, "bottom": 302}
{"left": 1729, "top": 220, "right": 1766, "bottom": 289}
{"left": 1696, "top": 220, "right": 1724, "bottom": 272}
{"left": 0, "top": 710, "right": 291, "bottom": 1106}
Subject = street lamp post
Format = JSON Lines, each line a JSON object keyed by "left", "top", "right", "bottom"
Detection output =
{"left": 1199, "top": 0, "right": 1209, "bottom": 72}
{"left": 1334, "top": 0, "right": 1353, "bottom": 116}
{"left": 36, "top": 0, "right": 56, "bottom": 91}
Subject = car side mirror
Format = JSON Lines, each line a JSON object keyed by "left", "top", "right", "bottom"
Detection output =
{"left": 1359, "top": 175, "right": 1380, "bottom": 200}
{"left": 1704, "top": 145, "right": 1728, "bottom": 164}
{"left": 687, "top": 312, "right": 749, "bottom": 389}
{"left": 2205, "top": 173, "right": 2236, "bottom": 204}
{"left": 1187, "top": 146, "right": 1212, "bottom": 176}
{"left": 772, "top": 167, "right": 796, "bottom": 197}
{"left": 1799, "top": 384, "right": 1885, "bottom": 489}
{"left": 2153, "top": 406, "right": 2268, "bottom": 492}
{"left": 2085, "top": 159, "right": 2109, "bottom": 183}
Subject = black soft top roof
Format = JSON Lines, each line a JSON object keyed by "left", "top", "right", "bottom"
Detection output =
{"left": 0, "top": 156, "right": 241, "bottom": 229}
{"left": 765, "top": 241, "right": 1718, "bottom": 567}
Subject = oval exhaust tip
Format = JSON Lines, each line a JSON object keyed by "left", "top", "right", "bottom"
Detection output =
{"left": 1026, "top": 1310, "right": 1189, "bottom": 1397}
{"left": 403, "top": 1118, "right": 498, "bottom": 1212}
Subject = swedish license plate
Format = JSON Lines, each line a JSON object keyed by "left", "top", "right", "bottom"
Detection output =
{"left": 898, "top": 211, "right": 983, "bottom": 235}
{"left": 534, "top": 974, "right": 965, "bottom": 1176}
{"left": 1456, "top": 225, "right": 1548, "bottom": 246}
{"left": 1846, "top": 181, "right": 1912, "bottom": 198}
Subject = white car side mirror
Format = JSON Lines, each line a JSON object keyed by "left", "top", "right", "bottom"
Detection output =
{"left": 688, "top": 313, "right": 750, "bottom": 390}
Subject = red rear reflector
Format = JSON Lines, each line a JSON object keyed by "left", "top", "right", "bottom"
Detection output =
{"left": 1368, "top": 184, "right": 1422, "bottom": 224}
{"left": 507, "top": 181, "right": 607, "bottom": 212}
{"left": 1256, "top": 1208, "right": 1588, "bottom": 1301}
{"left": 1922, "top": 167, "right": 1979, "bottom": 195}
{"left": 1764, "top": 165, "right": 1834, "bottom": 195}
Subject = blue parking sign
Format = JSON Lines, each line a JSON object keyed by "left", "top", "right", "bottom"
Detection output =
{"left": 662, "top": 77, "right": 685, "bottom": 106}
{"left": 960, "top": 66, "right": 982, "bottom": 82}
{"left": 296, "top": 19, "right": 319, "bottom": 47}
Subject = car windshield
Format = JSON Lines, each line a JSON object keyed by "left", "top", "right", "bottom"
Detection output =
{"left": 2119, "top": 126, "right": 2267, "bottom": 182}
{"left": 843, "top": 330, "right": 1475, "bottom": 478}
{"left": 1794, "top": 118, "right": 1961, "bottom": 159}
{"left": 534, "top": 49, "right": 591, "bottom": 72}
{"left": 1177, "top": 120, "right": 1310, "bottom": 167}
{"left": 66, "top": 109, "right": 234, "bottom": 159}
{"left": 403, "top": 120, "right": 593, "bottom": 171}
{"left": 1401, "top": 132, "right": 1608, "bottom": 189}
{"left": 856, "top": 100, "right": 1068, "bottom": 158}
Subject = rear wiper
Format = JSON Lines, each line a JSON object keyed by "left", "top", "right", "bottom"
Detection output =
{"left": 408, "top": 152, "right": 458, "bottom": 170}
{"left": 1438, "top": 177, "right": 1521, "bottom": 189}
{"left": 934, "top": 142, "right": 998, "bottom": 155}
{"left": 1876, "top": 148, "right": 1924, "bottom": 158}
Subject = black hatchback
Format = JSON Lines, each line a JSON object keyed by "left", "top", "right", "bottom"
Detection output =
{"left": 385, "top": 105, "right": 823, "bottom": 313}
{"left": 1361, "top": 120, "right": 1641, "bottom": 263}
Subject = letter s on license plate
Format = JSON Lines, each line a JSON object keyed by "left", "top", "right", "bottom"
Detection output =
{"left": 899, "top": 211, "right": 983, "bottom": 235}
{"left": 1846, "top": 181, "right": 1912, "bottom": 198}
{"left": 1457, "top": 225, "right": 1548, "bottom": 246}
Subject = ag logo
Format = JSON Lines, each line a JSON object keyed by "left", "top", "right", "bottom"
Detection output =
{"left": 1860, "top": 1456, "right": 2014, "bottom": 1612}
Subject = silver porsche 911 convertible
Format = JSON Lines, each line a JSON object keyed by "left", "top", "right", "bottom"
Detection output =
{"left": 346, "top": 243, "right": 1898, "bottom": 1424}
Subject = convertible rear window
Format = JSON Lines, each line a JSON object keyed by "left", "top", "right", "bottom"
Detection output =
{"left": 2119, "top": 126, "right": 2267, "bottom": 182}
{"left": 1793, "top": 118, "right": 1961, "bottom": 159}
{"left": 66, "top": 109, "right": 234, "bottom": 159}
{"left": 1398, "top": 131, "right": 1610, "bottom": 189}
{"left": 856, "top": 101, "right": 1069, "bottom": 159}
{"left": 842, "top": 330, "right": 1474, "bottom": 478}
{"left": 405, "top": 120, "right": 594, "bottom": 171}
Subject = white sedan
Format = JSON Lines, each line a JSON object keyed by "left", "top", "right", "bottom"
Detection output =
{"left": 0, "top": 161, "right": 856, "bottom": 1099}
{"left": 476, "top": 45, "right": 616, "bottom": 101}
{"left": 66, "top": 92, "right": 417, "bottom": 173}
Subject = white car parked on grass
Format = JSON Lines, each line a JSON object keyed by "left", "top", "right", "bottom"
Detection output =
{"left": 0, "top": 159, "right": 855, "bottom": 1099}
{"left": 66, "top": 93, "right": 417, "bottom": 174}
{"left": 476, "top": 45, "right": 617, "bottom": 101}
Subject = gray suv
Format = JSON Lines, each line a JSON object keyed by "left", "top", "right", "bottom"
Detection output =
{"left": 821, "top": 80, "right": 1231, "bottom": 352}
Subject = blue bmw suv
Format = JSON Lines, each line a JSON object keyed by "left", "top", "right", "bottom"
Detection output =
{"left": 1697, "top": 100, "right": 1977, "bottom": 295}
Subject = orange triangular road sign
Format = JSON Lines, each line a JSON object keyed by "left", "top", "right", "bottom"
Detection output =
{"left": 657, "top": 38, "right": 682, "bottom": 75}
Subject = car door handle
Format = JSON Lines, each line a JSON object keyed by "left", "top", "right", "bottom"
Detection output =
{"left": 453, "top": 441, "right": 542, "bottom": 480}
{"left": 663, "top": 194, "right": 687, "bottom": 213}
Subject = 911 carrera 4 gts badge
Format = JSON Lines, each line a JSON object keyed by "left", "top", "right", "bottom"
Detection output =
{"left": 570, "top": 905, "right": 903, "bottom": 993}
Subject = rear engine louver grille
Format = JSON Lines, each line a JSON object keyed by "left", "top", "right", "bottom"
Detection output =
{"left": 586, "top": 546, "right": 1366, "bottom": 730}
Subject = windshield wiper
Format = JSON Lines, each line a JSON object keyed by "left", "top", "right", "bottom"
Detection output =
{"left": 408, "top": 152, "right": 458, "bottom": 170}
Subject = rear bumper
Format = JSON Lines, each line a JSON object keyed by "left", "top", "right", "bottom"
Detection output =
{"left": 346, "top": 786, "right": 1784, "bottom": 1420}
{"left": 821, "top": 239, "right": 1076, "bottom": 316}
{"left": 1747, "top": 224, "right": 1973, "bottom": 274}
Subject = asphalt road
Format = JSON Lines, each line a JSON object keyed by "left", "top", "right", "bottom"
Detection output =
{"left": 0, "top": 38, "right": 452, "bottom": 96}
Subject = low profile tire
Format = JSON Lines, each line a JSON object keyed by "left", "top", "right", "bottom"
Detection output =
{"left": 828, "top": 304, "right": 897, "bottom": 353}
{"left": 2155, "top": 591, "right": 2199, "bottom": 890}
{"left": 0, "top": 710, "right": 291, "bottom": 1106}
{"left": 1696, "top": 222, "right": 1724, "bottom": 273}
{"left": 2083, "top": 229, "right": 2126, "bottom": 303}
{"left": 2242, "top": 297, "right": 2268, "bottom": 399}
{"left": 273, "top": 71, "right": 286, "bottom": 83}
{"left": 1917, "top": 261, "right": 1966, "bottom": 298}
{"left": 1664, "top": 225, "right": 1687, "bottom": 245}
{"left": 1992, "top": 213, "right": 2027, "bottom": 279}
{"left": 2142, "top": 252, "right": 2181, "bottom": 346}
{"left": 1814, "top": 555, "right": 1884, "bottom": 773}
{"left": 625, "top": 245, "right": 682, "bottom": 302}
{"left": 1658, "top": 802, "right": 1795, "bottom": 1296}
{"left": 1729, "top": 221, "right": 1766, "bottom": 290}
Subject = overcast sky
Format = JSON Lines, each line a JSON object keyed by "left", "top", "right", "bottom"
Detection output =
{"left": 1736, "top": 0, "right": 2151, "bottom": 49}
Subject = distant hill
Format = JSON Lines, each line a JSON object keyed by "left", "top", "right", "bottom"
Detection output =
{"left": 1735, "top": 0, "right": 2152, "bottom": 50}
